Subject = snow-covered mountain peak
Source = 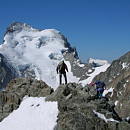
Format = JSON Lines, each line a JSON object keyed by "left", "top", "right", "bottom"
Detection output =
{"left": 4, "top": 22, "right": 68, "bottom": 49}
{"left": 0, "top": 22, "right": 77, "bottom": 89}
{"left": 0, "top": 22, "right": 111, "bottom": 90}
{"left": 88, "top": 58, "right": 109, "bottom": 66}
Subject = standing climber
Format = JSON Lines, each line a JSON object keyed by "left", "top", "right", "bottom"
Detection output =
{"left": 56, "top": 60, "right": 68, "bottom": 85}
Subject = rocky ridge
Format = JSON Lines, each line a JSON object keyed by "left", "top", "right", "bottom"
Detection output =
{"left": 93, "top": 51, "right": 130, "bottom": 118}
{"left": 0, "top": 78, "right": 130, "bottom": 129}
{"left": 0, "top": 78, "right": 53, "bottom": 121}
{"left": 46, "top": 83, "right": 130, "bottom": 130}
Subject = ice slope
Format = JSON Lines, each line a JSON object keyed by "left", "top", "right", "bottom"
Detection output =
{"left": 0, "top": 96, "right": 58, "bottom": 130}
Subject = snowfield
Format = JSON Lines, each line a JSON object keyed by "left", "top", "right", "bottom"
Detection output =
{"left": 79, "top": 63, "right": 110, "bottom": 86}
{"left": 0, "top": 97, "right": 58, "bottom": 130}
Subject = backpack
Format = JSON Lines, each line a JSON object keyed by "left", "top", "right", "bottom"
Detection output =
{"left": 59, "top": 62, "right": 64, "bottom": 71}
{"left": 95, "top": 81, "right": 105, "bottom": 88}
{"left": 58, "top": 61, "right": 67, "bottom": 74}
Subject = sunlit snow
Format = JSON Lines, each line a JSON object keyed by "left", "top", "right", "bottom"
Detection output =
{"left": 103, "top": 87, "right": 114, "bottom": 96}
{"left": 79, "top": 63, "right": 110, "bottom": 86}
{"left": 88, "top": 58, "right": 108, "bottom": 66}
{"left": 93, "top": 110, "right": 119, "bottom": 123}
{"left": 115, "top": 101, "right": 119, "bottom": 106}
{"left": 0, "top": 97, "right": 58, "bottom": 130}
{"left": 122, "top": 62, "right": 127, "bottom": 69}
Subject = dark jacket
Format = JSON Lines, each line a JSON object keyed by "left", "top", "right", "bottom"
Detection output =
{"left": 56, "top": 61, "right": 68, "bottom": 74}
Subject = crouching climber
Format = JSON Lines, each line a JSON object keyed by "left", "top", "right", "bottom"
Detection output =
{"left": 91, "top": 81, "right": 105, "bottom": 99}
{"left": 56, "top": 60, "right": 68, "bottom": 85}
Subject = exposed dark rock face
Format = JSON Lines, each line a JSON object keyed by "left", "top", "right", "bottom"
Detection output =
{"left": 5, "top": 22, "right": 41, "bottom": 34}
{"left": 0, "top": 53, "right": 18, "bottom": 90}
{"left": 64, "top": 52, "right": 93, "bottom": 80}
{"left": 111, "top": 75, "right": 130, "bottom": 118}
{"left": 0, "top": 78, "right": 53, "bottom": 121}
{"left": 59, "top": 32, "right": 92, "bottom": 80}
{"left": 93, "top": 51, "right": 130, "bottom": 84}
{"left": 59, "top": 33, "right": 94, "bottom": 81}
{"left": 93, "top": 51, "right": 130, "bottom": 118}
{"left": 58, "top": 32, "right": 71, "bottom": 49}
{"left": 46, "top": 83, "right": 130, "bottom": 130}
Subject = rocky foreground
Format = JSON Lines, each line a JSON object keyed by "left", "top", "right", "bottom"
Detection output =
{"left": 0, "top": 78, "right": 130, "bottom": 130}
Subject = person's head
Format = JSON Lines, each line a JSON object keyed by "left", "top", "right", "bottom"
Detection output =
{"left": 60, "top": 60, "right": 64, "bottom": 64}
{"left": 59, "top": 60, "right": 64, "bottom": 65}
{"left": 90, "top": 81, "right": 95, "bottom": 86}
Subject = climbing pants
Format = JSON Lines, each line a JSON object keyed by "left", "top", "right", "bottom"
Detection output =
{"left": 59, "top": 73, "right": 67, "bottom": 85}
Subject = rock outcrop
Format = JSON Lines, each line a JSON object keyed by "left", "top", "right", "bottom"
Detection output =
{"left": 5, "top": 22, "right": 41, "bottom": 34}
{"left": 0, "top": 53, "right": 18, "bottom": 90}
{"left": 0, "top": 78, "right": 53, "bottom": 121}
{"left": 64, "top": 51, "right": 94, "bottom": 81}
{"left": 93, "top": 51, "right": 130, "bottom": 118}
{"left": 46, "top": 83, "right": 130, "bottom": 130}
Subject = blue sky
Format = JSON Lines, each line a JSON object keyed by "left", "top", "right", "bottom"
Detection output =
{"left": 0, "top": 0, "right": 130, "bottom": 62}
